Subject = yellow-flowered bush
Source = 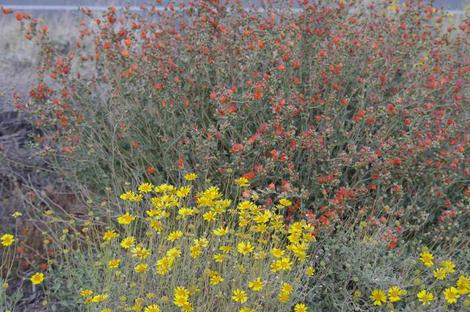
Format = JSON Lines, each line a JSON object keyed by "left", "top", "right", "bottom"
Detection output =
{"left": 77, "top": 178, "right": 314, "bottom": 311}
{"left": 369, "top": 248, "right": 469, "bottom": 310}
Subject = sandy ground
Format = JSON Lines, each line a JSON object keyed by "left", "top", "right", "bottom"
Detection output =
{"left": 0, "top": 13, "right": 79, "bottom": 110}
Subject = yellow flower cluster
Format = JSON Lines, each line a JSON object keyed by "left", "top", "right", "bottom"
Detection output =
{"left": 370, "top": 249, "right": 469, "bottom": 308}
{"left": 173, "top": 287, "right": 191, "bottom": 310}
{"left": 78, "top": 178, "right": 314, "bottom": 311}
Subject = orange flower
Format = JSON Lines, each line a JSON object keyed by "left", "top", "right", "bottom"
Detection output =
{"left": 317, "top": 49, "right": 328, "bottom": 59}
{"left": 242, "top": 171, "right": 256, "bottom": 180}
{"left": 15, "top": 12, "right": 27, "bottom": 21}
{"left": 146, "top": 166, "right": 157, "bottom": 175}
{"left": 231, "top": 143, "right": 244, "bottom": 154}
{"left": 2, "top": 7, "right": 13, "bottom": 14}
{"left": 177, "top": 156, "right": 184, "bottom": 170}
{"left": 292, "top": 59, "right": 301, "bottom": 69}
{"left": 387, "top": 103, "right": 396, "bottom": 114}
{"left": 352, "top": 109, "right": 366, "bottom": 123}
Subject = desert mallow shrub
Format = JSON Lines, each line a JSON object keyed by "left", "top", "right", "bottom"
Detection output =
{"left": 9, "top": 0, "right": 470, "bottom": 270}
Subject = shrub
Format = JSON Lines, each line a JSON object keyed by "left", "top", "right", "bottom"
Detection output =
{"left": 15, "top": 0, "right": 469, "bottom": 248}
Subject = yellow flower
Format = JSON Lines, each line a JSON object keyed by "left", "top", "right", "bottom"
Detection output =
{"left": 138, "top": 183, "right": 154, "bottom": 193}
{"left": 184, "top": 173, "right": 198, "bottom": 181}
{"left": 148, "top": 219, "right": 164, "bottom": 232}
{"left": 156, "top": 256, "right": 174, "bottom": 275}
{"left": 167, "top": 231, "right": 183, "bottom": 242}
{"left": 419, "top": 251, "right": 433, "bottom": 267}
{"left": 370, "top": 289, "right": 386, "bottom": 306}
{"left": 388, "top": 286, "right": 406, "bottom": 302}
{"left": 288, "top": 243, "right": 308, "bottom": 260}
{"left": 177, "top": 207, "right": 194, "bottom": 218}
{"left": 213, "top": 254, "right": 225, "bottom": 263}
{"left": 278, "top": 283, "right": 293, "bottom": 303}
{"left": 120, "top": 191, "right": 136, "bottom": 201}
{"left": 254, "top": 210, "right": 272, "bottom": 224}
{"left": 305, "top": 266, "right": 315, "bottom": 277}
{"left": 120, "top": 191, "right": 142, "bottom": 202}
{"left": 173, "top": 287, "right": 190, "bottom": 307}
{"left": 194, "top": 237, "right": 209, "bottom": 248}
{"left": 294, "top": 303, "right": 308, "bottom": 312}
{"left": 441, "top": 260, "right": 456, "bottom": 274}
{"left": 103, "top": 230, "right": 119, "bottom": 241}
{"left": 219, "top": 245, "right": 232, "bottom": 253}
{"left": 117, "top": 212, "right": 136, "bottom": 225}
{"left": 270, "top": 256, "right": 292, "bottom": 272}
{"left": 457, "top": 274, "right": 470, "bottom": 295}
{"left": 1, "top": 234, "right": 14, "bottom": 247}
{"left": 154, "top": 184, "right": 176, "bottom": 193}
{"left": 237, "top": 241, "right": 254, "bottom": 255}
{"left": 166, "top": 247, "right": 182, "bottom": 259}
{"left": 144, "top": 304, "right": 160, "bottom": 312}
{"left": 433, "top": 268, "right": 447, "bottom": 280}
{"left": 120, "top": 236, "right": 136, "bottom": 249}
{"left": 176, "top": 186, "right": 191, "bottom": 198}
{"left": 101, "top": 309, "right": 112, "bottom": 312}
{"left": 213, "top": 226, "right": 229, "bottom": 236}
{"left": 30, "top": 273, "right": 45, "bottom": 285}
{"left": 134, "top": 263, "right": 148, "bottom": 273}
{"left": 271, "top": 248, "right": 285, "bottom": 258}
{"left": 280, "top": 282, "right": 293, "bottom": 294}
{"left": 90, "top": 293, "right": 109, "bottom": 303}
{"left": 237, "top": 177, "right": 250, "bottom": 187}
{"left": 209, "top": 273, "right": 224, "bottom": 285}
{"left": 108, "top": 259, "right": 120, "bottom": 269}
{"left": 190, "top": 245, "right": 203, "bottom": 258}
{"left": 443, "top": 287, "right": 460, "bottom": 304}
{"left": 417, "top": 290, "right": 434, "bottom": 305}
{"left": 232, "top": 289, "right": 248, "bottom": 303}
{"left": 239, "top": 308, "right": 252, "bottom": 312}
{"left": 131, "top": 245, "right": 151, "bottom": 259}
{"left": 190, "top": 237, "right": 209, "bottom": 258}
{"left": 278, "top": 198, "right": 292, "bottom": 207}
{"left": 203, "top": 211, "right": 217, "bottom": 222}
{"left": 237, "top": 200, "right": 256, "bottom": 211}
{"left": 11, "top": 211, "right": 22, "bottom": 218}
{"left": 248, "top": 277, "right": 264, "bottom": 291}
{"left": 80, "top": 289, "right": 93, "bottom": 297}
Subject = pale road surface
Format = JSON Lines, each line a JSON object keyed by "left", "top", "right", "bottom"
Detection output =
{"left": 0, "top": 0, "right": 466, "bottom": 11}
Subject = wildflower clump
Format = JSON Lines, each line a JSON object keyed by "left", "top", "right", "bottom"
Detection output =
{"left": 369, "top": 249, "right": 469, "bottom": 309}
{"left": 76, "top": 179, "right": 314, "bottom": 311}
